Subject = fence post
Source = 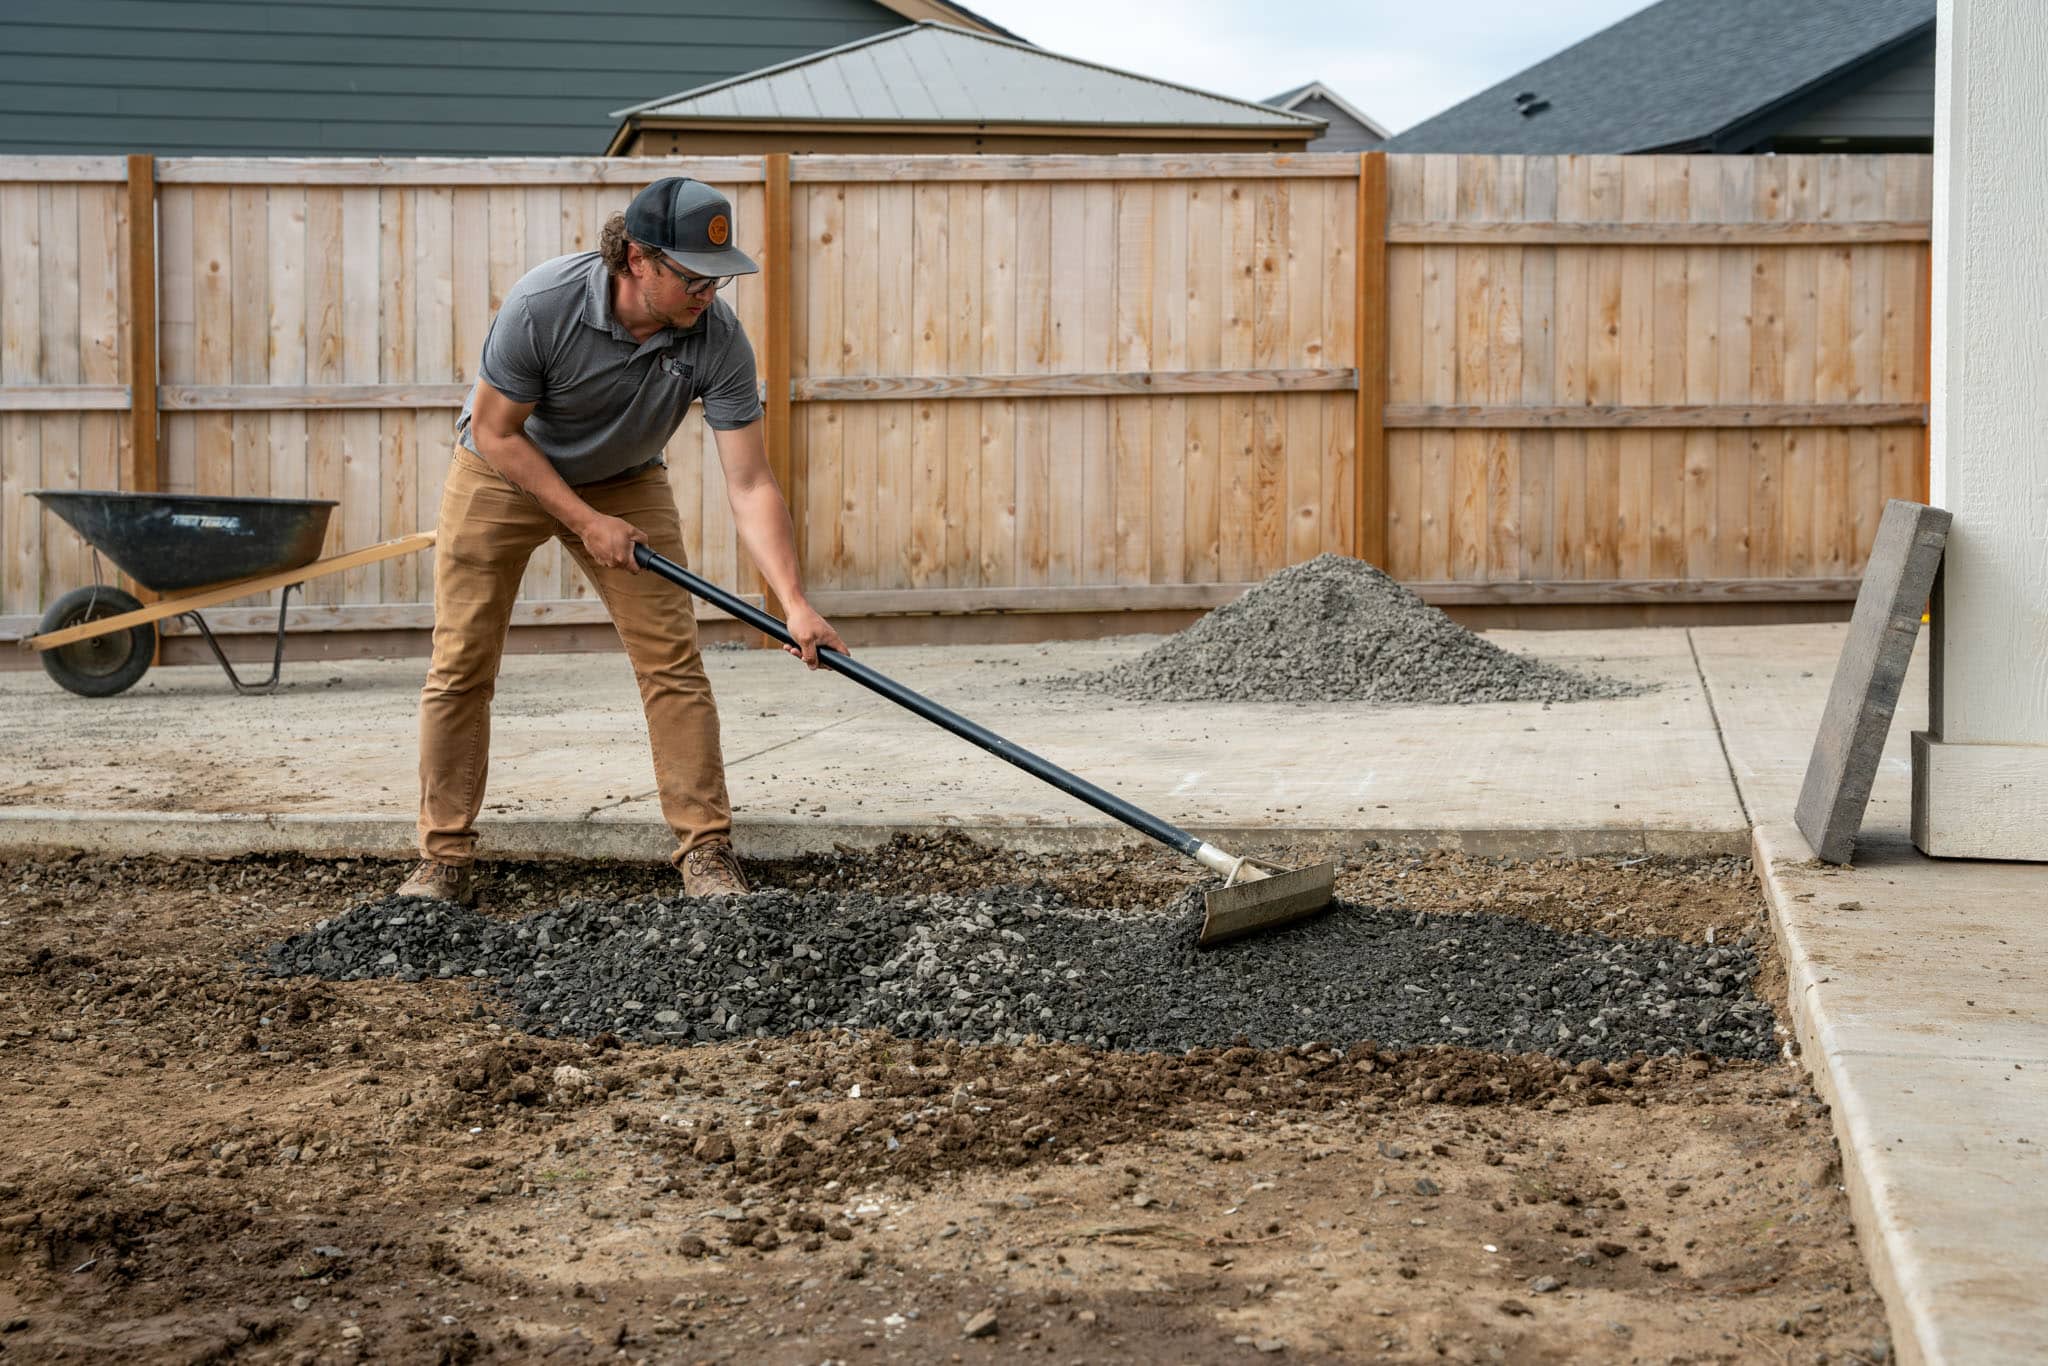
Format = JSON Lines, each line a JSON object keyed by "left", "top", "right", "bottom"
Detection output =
{"left": 123, "top": 153, "right": 160, "bottom": 634}
{"left": 760, "top": 152, "right": 795, "bottom": 636}
{"left": 1355, "top": 151, "right": 1389, "bottom": 568}
{"left": 124, "top": 154, "right": 159, "bottom": 502}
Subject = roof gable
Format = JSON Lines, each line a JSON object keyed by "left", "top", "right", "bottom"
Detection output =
{"left": 1265, "top": 81, "right": 1390, "bottom": 140}
{"left": 1387, "top": 0, "right": 1934, "bottom": 154}
{"left": 614, "top": 23, "right": 1325, "bottom": 131}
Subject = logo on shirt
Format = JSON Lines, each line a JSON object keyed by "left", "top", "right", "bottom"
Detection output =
{"left": 707, "top": 214, "right": 729, "bottom": 246}
{"left": 660, "top": 350, "right": 694, "bottom": 381}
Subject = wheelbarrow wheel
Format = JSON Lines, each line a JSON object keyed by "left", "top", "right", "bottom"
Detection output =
{"left": 37, "top": 585, "right": 156, "bottom": 698}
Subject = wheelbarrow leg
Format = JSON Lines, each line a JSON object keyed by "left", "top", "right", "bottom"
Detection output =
{"left": 178, "top": 584, "right": 298, "bottom": 695}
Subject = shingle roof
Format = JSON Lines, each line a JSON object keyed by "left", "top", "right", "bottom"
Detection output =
{"left": 1386, "top": 0, "right": 1935, "bottom": 154}
{"left": 612, "top": 23, "right": 1324, "bottom": 131}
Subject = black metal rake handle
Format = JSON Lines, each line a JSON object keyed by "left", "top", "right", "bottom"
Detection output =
{"left": 633, "top": 545, "right": 1205, "bottom": 860}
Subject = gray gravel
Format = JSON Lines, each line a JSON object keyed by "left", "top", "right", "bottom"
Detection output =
{"left": 1052, "top": 553, "right": 1643, "bottom": 705}
{"left": 261, "top": 886, "right": 1773, "bottom": 1062}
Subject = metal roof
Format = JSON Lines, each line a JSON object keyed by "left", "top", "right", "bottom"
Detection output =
{"left": 1386, "top": 0, "right": 1934, "bottom": 154}
{"left": 612, "top": 23, "right": 1324, "bottom": 130}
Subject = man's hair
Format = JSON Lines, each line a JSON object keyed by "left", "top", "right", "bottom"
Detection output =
{"left": 599, "top": 212, "right": 638, "bottom": 277}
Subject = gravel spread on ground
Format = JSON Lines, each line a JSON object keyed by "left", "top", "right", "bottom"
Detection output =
{"left": 1050, "top": 553, "right": 1644, "bottom": 704}
{"left": 262, "top": 885, "right": 1773, "bottom": 1062}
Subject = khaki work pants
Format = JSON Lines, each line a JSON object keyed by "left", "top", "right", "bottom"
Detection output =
{"left": 417, "top": 446, "right": 730, "bottom": 867}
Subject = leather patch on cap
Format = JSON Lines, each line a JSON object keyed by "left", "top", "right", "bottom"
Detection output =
{"left": 707, "top": 214, "right": 729, "bottom": 246}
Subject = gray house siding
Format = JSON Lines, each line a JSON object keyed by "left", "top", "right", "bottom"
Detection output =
{"left": 1773, "top": 42, "right": 1935, "bottom": 145}
{"left": 0, "top": 0, "right": 916, "bottom": 155}
{"left": 1294, "top": 95, "right": 1385, "bottom": 152}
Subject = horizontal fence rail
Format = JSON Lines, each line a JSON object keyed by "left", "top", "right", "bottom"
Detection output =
{"left": 0, "top": 151, "right": 1932, "bottom": 638}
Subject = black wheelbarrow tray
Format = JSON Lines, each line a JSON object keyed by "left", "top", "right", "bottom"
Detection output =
{"left": 20, "top": 490, "right": 434, "bottom": 698}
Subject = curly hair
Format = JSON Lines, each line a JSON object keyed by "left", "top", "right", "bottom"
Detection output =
{"left": 599, "top": 212, "right": 637, "bottom": 277}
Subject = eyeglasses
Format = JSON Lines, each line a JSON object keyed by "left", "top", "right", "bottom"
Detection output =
{"left": 645, "top": 250, "right": 730, "bottom": 297}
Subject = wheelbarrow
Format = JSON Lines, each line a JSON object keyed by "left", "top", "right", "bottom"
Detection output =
{"left": 22, "top": 490, "right": 434, "bottom": 698}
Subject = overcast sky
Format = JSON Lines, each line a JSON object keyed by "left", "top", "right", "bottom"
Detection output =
{"left": 960, "top": 0, "right": 1653, "bottom": 135}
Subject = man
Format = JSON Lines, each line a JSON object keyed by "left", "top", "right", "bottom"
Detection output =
{"left": 397, "top": 178, "right": 846, "bottom": 904}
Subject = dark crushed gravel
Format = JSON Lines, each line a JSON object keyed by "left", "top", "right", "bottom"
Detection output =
{"left": 261, "top": 885, "right": 1774, "bottom": 1062}
{"left": 1050, "top": 553, "right": 1644, "bottom": 705}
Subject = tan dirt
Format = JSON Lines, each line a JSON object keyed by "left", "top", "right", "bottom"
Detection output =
{"left": 0, "top": 846, "right": 1887, "bottom": 1364}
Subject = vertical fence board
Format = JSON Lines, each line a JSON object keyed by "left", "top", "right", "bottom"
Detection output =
{"left": 1515, "top": 156, "right": 1555, "bottom": 579}
{"left": 1150, "top": 180, "right": 1189, "bottom": 582}
{"left": 976, "top": 181, "right": 1016, "bottom": 586}
{"left": 945, "top": 182, "right": 983, "bottom": 587}
{"left": 1183, "top": 181, "right": 1221, "bottom": 582}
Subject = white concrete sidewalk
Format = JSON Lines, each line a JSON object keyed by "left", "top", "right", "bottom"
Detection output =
{"left": 1694, "top": 625, "right": 2048, "bottom": 1366}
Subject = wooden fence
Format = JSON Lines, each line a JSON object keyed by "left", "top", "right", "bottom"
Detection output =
{"left": 0, "top": 151, "right": 1931, "bottom": 640}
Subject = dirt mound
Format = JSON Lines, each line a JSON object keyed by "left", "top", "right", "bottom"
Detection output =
{"left": 1053, "top": 553, "right": 1643, "bottom": 705}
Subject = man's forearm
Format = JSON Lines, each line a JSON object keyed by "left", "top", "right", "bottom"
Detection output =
{"left": 729, "top": 482, "right": 808, "bottom": 608}
{"left": 473, "top": 428, "right": 599, "bottom": 534}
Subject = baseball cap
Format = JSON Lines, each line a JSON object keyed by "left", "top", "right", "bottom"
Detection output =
{"left": 624, "top": 177, "right": 760, "bottom": 279}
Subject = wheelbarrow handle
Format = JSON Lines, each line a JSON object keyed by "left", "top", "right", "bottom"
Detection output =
{"left": 632, "top": 544, "right": 1205, "bottom": 861}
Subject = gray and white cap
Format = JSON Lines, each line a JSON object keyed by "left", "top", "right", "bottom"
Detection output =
{"left": 624, "top": 177, "right": 760, "bottom": 278}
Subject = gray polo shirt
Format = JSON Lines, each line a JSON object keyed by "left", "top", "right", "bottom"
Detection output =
{"left": 455, "top": 251, "right": 763, "bottom": 486}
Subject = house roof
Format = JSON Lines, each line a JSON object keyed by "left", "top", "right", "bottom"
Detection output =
{"left": 1386, "top": 0, "right": 1935, "bottom": 154}
{"left": 0, "top": 0, "right": 1007, "bottom": 157}
{"left": 611, "top": 23, "right": 1325, "bottom": 132}
{"left": 881, "top": 0, "right": 1022, "bottom": 41}
{"left": 1265, "top": 81, "right": 1391, "bottom": 140}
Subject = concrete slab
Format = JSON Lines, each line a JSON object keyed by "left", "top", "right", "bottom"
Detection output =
{"left": 1698, "top": 625, "right": 2048, "bottom": 1365}
{"left": 1794, "top": 500, "right": 1949, "bottom": 863}
{"left": 0, "top": 628, "right": 1745, "bottom": 859}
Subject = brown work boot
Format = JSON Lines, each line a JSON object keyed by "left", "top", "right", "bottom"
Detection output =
{"left": 680, "top": 840, "right": 750, "bottom": 898}
{"left": 395, "top": 859, "right": 473, "bottom": 904}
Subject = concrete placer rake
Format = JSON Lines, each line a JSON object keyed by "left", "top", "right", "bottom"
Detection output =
{"left": 634, "top": 544, "right": 1338, "bottom": 949}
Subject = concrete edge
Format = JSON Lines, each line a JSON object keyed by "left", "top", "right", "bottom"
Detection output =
{"left": 0, "top": 809, "right": 1751, "bottom": 862}
{"left": 1751, "top": 821, "right": 1933, "bottom": 1366}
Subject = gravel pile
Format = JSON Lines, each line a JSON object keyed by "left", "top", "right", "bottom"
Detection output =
{"left": 262, "top": 886, "right": 1773, "bottom": 1062}
{"left": 1053, "top": 553, "right": 1642, "bottom": 705}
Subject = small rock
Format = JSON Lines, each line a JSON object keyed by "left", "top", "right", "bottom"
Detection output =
{"left": 1254, "top": 1337, "right": 1287, "bottom": 1353}
{"left": 694, "top": 1133, "right": 736, "bottom": 1164}
{"left": 1413, "top": 1178, "right": 1440, "bottom": 1197}
{"left": 1596, "top": 1240, "right": 1627, "bottom": 1258}
{"left": 963, "top": 1309, "right": 999, "bottom": 1339}
{"left": 1497, "top": 1300, "right": 1532, "bottom": 1318}
{"left": 340, "top": 1325, "right": 363, "bottom": 1341}
{"left": 3, "top": 1316, "right": 29, "bottom": 1332}
{"left": 675, "top": 1235, "right": 709, "bottom": 1259}
{"left": 290, "top": 1297, "right": 310, "bottom": 1312}
{"left": 1529, "top": 1276, "right": 1562, "bottom": 1294}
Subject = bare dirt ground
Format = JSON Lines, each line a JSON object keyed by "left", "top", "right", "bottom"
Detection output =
{"left": 0, "top": 843, "right": 1890, "bottom": 1364}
